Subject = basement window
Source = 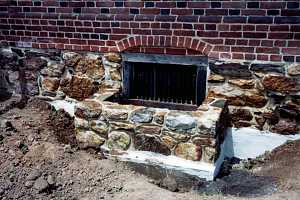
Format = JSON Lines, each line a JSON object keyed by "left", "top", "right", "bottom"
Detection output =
{"left": 121, "top": 53, "right": 207, "bottom": 110}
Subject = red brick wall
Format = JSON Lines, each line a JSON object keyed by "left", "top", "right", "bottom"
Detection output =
{"left": 0, "top": 0, "right": 300, "bottom": 62}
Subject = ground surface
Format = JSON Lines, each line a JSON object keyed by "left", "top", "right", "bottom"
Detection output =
{"left": 0, "top": 97, "right": 300, "bottom": 200}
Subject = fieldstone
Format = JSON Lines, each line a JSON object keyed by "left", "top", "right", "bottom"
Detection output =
{"left": 262, "top": 111, "right": 279, "bottom": 125}
{"left": 255, "top": 116, "right": 266, "bottom": 129}
{"left": 64, "top": 53, "right": 82, "bottom": 67}
{"left": 98, "top": 80, "right": 121, "bottom": 94}
{"left": 74, "top": 99, "right": 102, "bottom": 119}
{"left": 208, "top": 85, "right": 267, "bottom": 108}
{"left": 271, "top": 119, "right": 299, "bottom": 135}
{"left": 130, "top": 108, "right": 154, "bottom": 123}
{"left": 165, "top": 112, "right": 197, "bottom": 131}
{"left": 33, "top": 177, "right": 49, "bottom": 193}
{"left": 0, "top": 48, "right": 18, "bottom": 64}
{"left": 134, "top": 134, "right": 171, "bottom": 155}
{"left": 228, "top": 79, "right": 255, "bottom": 89}
{"left": 60, "top": 75, "right": 97, "bottom": 100}
{"left": 40, "top": 63, "right": 65, "bottom": 77}
{"left": 74, "top": 56, "right": 105, "bottom": 80}
{"left": 104, "top": 53, "right": 122, "bottom": 63}
{"left": 288, "top": 64, "right": 300, "bottom": 76}
{"left": 230, "top": 108, "right": 253, "bottom": 122}
{"left": 250, "top": 63, "right": 284, "bottom": 74}
{"left": 267, "top": 91, "right": 286, "bottom": 102}
{"left": 192, "top": 136, "right": 216, "bottom": 147}
{"left": 153, "top": 111, "right": 167, "bottom": 124}
{"left": 103, "top": 60, "right": 122, "bottom": 69}
{"left": 75, "top": 130, "right": 105, "bottom": 148}
{"left": 162, "top": 130, "right": 190, "bottom": 142}
{"left": 74, "top": 118, "right": 89, "bottom": 129}
{"left": 276, "top": 104, "right": 299, "bottom": 119}
{"left": 202, "top": 146, "right": 216, "bottom": 163}
{"left": 23, "top": 57, "right": 47, "bottom": 71}
{"left": 208, "top": 74, "right": 225, "bottom": 83}
{"left": 233, "top": 121, "right": 253, "bottom": 128}
{"left": 102, "top": 105, "right": 130, "bottom": 120}
{"left": 110, "top": 121, "right": 135, "bottom": 131}
{"left": 209, "top": 62, "right": 252, "bottom": 78}
{"left": 161, "top": 135, "right": 177, "bottom": 149}
{"left": 107, "top": 131, "right": 131, "bottom": 151}
{"left": 109, "top": 68, "right": 122, "bottom": 81}
{"left": 90, "top": 120, "right": 108, "bottom": 137}
{"left": 262, "top": 74, "right": 300, "bottom": 94}
{"left": 174, "top": 143, "right": 198, "bottom": 161}
{"left": 47, "top": 175, "right": 55, "bottom": 185}
{"left": 41, "top": 77, "right": 60, "bottom": 92}
{"left": 135, "top": 124, "right": 162, "bottom": 135}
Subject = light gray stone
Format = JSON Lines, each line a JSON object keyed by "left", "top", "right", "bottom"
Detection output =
{"left": 165, "top": 112, "right": 196, "bottom": 131}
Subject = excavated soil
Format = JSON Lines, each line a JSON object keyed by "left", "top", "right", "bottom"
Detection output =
{"left": 0, "top": 97, "right": 300, "bottom": 200}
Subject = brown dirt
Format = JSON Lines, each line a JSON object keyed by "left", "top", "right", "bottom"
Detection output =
{"left": 1, "top": 97, "right": 300, "bottom": 200}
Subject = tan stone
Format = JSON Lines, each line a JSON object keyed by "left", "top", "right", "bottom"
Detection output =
{"left": 262, "top": 74, "right": 300, "bottom": 94}
{"left": 161, "top": 135, "right": 177, "bottom": 149}
{"left": 287, "top": 64, "right": 300, "bottom": 76}
{"left": 75, "top": 130, "right": 105, "bottom": 148}
{"left": 208, "top": 85, "right": 267, "bottom": 108}
{"left": 110, "top": 121, "right": 135, "bottom": 131}
{"left": 98, "top": 81, "right": 121, "bottom": 94}
{"left": 60, "top": 75, "right": 96, "bottom": 100}
{"left": 192, "top": 136, "right": 216, "bottom": 147}
{"left": 135, "top": 124, "right": 162, "bottom": 135}
{"left": 90, "top": 120, "right": 108, "bottom": 137}
{"left": 74, "top": 57, "right": 105, "bottom": 80}
{"left": 64, "top": 54, "right": 82, "bottom": 67}
{"left": 104, "top": 53, "right": 122, "bottom": 63}
{"left": 202, "top": 146, "right": 216, "bottom": 163}
{"left": 228, "top": 79, "right": 255, "bottom": 89}
{"left": 153, "top": 111, "right": 167, "bottom": 124}
{"left": 74, "top": 99, "right": 102, "bottom": 119}
{"left": 107, "top": 131, "right": 131, "bottom": 151}
{"left": 109, "top": 68, "right": 122, "bottom": 81}
{"left": 174, "top": 143, "right": 198, "bottom": 161}
{"left": 41, "top": 77, "right": 60, "bottom": 92}
{"left": 208, "top": 74, "right": 225, "bottom": 83}
{"left": 74, "top": 118, "right": 89, "bottom": 129}
{"left": 102, "top": 105, "right": 130, "bottom": 120}
{"left": 162, "top": 130, "right": 190, "bottom": 142}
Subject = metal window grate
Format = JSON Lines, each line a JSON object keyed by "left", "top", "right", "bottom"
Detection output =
{"left": 130, "top": 63, "right": 197, "bottom": 105}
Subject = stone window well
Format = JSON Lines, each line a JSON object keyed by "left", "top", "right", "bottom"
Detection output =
{"left": 120, "top": 53, "right": 207, "bottom": 111}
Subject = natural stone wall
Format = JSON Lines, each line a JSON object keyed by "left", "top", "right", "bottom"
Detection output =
{"left": 208, "top": 61, "right": 300, "bottom": 134}
{"left": 74, "top": 97, "right": 228, "bottom": 164}
{"left": 1, "top": 45, "right": 299, "bottom": 165}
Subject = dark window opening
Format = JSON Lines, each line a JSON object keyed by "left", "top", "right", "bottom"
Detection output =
{"left": 119, "top": 54, "right": 207, "bottom": 111}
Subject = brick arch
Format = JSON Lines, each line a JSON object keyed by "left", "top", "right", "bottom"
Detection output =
{"left": 115, "top": 35, "right": 215, "bottom": 57}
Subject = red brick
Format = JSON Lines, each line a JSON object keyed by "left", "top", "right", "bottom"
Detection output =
{"left": 166, "top": 48, "right": 186, "bottom": 55}
{"left": 231, "top": 47, "right": 254, "bottom": 53}
{"left": 282, "top": 48, "right": 300, "bottom": 55}
{"left": 256, "top": 47, "right": 279, "bottom": 54}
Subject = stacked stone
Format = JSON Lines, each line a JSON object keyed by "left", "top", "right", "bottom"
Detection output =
{"left": 74, "top": 98, "right": 228, "bottom": 164}
{"left": 39, "top": 52, "right": 123, "bottom": 101}
{"left": 208, "top": 61, "right": 300, "bottom": 134}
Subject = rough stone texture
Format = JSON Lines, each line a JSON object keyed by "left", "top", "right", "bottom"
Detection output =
{"left": 109, "top": 68, "right": 122, "bottom": 81}
{"left": 74, "top": 56, "right": 104, "bottom": 80}
{"left": 192, "top": 137, "right": 216, "bottom": 147}
{"left": 202, "top": 146, "right": 216, "bottom": 163}
{"left": 209, "top": 62, "right": 252, "bottom": 78}
{"left": 174, "top": 143, "right": 198, "bottom": 161}
{"left": 288, "top": 64, "right": 300, "bottom": 76}
{"left": 110, "top": 121, "right": 135, "bottom": 131}
{"left": 208, "top": 74, "right": 225, "bottom": 83}
{"left": 262, "top": 74, "right": 299, "bottom": 94}
{"left": 153, "top": 111, "right": 167, "bottom": 125}
{"left": 135, "top": 124, "right": 162, "bottom": 135}
{"left": 107, "top": 131, "right": 131, "bottom": 151}
{"left": 102, "top": 104, "right": 130, "bottom": 120}
{"left": 41, "top": 77, "right": 60, "bottom": 92}
{"left": 130, "top": 108, "right": 154, "bottom": 123}
{"left": 208, "top": 85, "right": 267, "bottom": 108}
{"left": 271, "top": 119, "right": 299, "bottom": 135}
{"left": 104, "top": 53, "right": 122, "bottom": 63}
{"left": 60, "top": 75, "right": 97, "bottom": 101}
{"left": 90, "top": 120, "right": 108, "bottom": 137}
{"left": 165, "top": 112, "right": 196, "bottom": 131}
{"left": 64, "top": 52, "right": 82, "bottom": 67}
{"left": 74, "top": 99, "right": 102, "bottom": 119}
{"left": 134, "top": 134, "right": 171, "bottom": 156}
{"left": 230, "top": 108, "right": 253, "bottom": 123}
{"left": 250, "top": 63, "right": 284, "bottom": 74}
{"left": 162, "top": 131, "right": 190, "bottom": 142}
{"left": 74, "top": 118, "right": 89, "bottom": 129}
{"left": 23, "top": 57, "right": 47, "bottom": 71}
{"left": 161, "top": 135, "right": 177, "bottom": 149}
{"left": 228, "top": 79, "right": 255, "bottom": 89}
{"left": 40, "top": 63, "right": 65, "bottom": 78}
{"left": 75, "top": 130, "right": 105, "bottom": 148}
